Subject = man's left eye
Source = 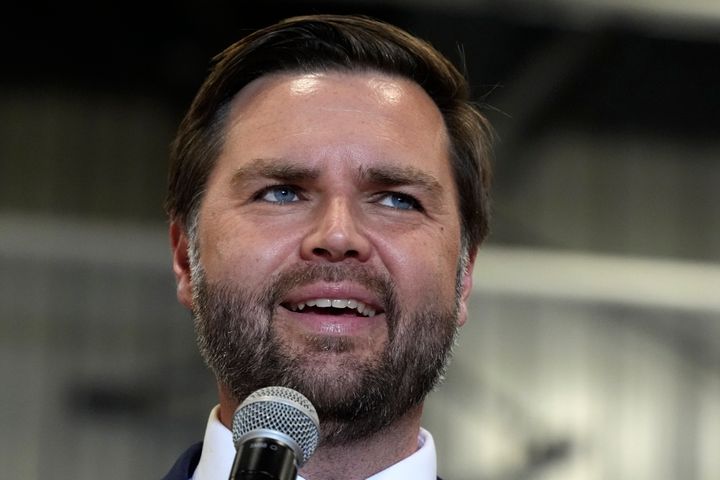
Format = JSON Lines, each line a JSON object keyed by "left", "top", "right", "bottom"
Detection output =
{"left": 258, "top": 186, "right": 300, "bottom": 204}
{"left": 378, "top": 193, "right": 421, "bottom": 211}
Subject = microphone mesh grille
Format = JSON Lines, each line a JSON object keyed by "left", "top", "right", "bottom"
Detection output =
{"left": 232, "top": 386, "right": 320, "bottom": 465}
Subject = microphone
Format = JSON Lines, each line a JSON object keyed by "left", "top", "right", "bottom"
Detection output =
{"left": 229, "top": 386, "right": 320, "bottom": 480}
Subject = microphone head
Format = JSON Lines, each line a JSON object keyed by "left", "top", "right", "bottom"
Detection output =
{"left": 231, "top": 386, "right": 320, "bottom": 466}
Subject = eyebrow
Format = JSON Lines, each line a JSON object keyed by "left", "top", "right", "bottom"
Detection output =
{"left": 230, "top": 158, "right": 321, "bottom": 186}
{"left": 359, "top": 165, "right": 444, "bottom": 197}
{"left": 230, "top": 158, "right": 444, "bottom": 196}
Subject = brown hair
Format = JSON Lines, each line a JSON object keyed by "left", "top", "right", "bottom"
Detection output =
{"left": 166, "top": 14, "right": 493, "bottom": 248}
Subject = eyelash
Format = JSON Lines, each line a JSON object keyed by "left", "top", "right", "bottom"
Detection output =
{"left": 254, "top": 185, "right": 303, "bottom": 204}
{"left": 376, "top": 191, "right": 424, "bottom": 212}
{"left": 252, "top": 185, "right": 423, "bottom": 212}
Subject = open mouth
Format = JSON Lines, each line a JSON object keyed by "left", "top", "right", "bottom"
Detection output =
{"left": 282, "top": 298, "right": 381, "bottom": 318}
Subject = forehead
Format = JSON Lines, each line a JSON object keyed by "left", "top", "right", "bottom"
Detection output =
{"left": 215, "top": 69, "right": 454, "bottom": 186}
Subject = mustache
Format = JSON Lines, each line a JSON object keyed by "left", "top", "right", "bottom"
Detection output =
{"left": 197, "top": 262, "right": 401, "bottom": 340}
{"left": 266, "top": 263, "right": 396, "bottom": 310}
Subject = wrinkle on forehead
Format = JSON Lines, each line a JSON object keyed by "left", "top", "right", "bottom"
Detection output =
{"left": 219, "top": 70, "right": 452, "bottom": 182}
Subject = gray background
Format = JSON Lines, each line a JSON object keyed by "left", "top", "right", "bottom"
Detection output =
{"left": 1, "top": 1, "right": 719, "bottom": 479}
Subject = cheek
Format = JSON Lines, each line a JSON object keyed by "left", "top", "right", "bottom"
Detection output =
{"left": 385, "top": 233, "right": 460, "bottom": 305}
{"left": 198, "top": 220, "right": 301, "bottom": 282}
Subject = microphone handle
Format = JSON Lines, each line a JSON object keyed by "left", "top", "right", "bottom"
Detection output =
{"left": 229, "top": 437, "right": 298, "bottom": 480}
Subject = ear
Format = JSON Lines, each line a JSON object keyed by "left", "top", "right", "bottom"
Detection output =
{"left": 456, "top": 247, "right": 477, "bottom": 327}
{"left": 169, "top": 220, "right": 194, "bottom": 310}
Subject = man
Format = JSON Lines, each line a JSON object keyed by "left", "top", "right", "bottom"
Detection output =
{"left": 163, "top": 13, "right": 493, "bottom": 480}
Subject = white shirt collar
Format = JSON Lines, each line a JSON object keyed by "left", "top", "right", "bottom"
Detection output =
{"left": 191, "top": 405, "right": 437, "bottom": 480}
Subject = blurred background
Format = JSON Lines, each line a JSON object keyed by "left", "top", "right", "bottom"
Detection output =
{"left": 1, "top": 1, "right": 719, "bottom": 479}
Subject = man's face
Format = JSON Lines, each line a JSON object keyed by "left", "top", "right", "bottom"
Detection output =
{"left": 171, "top": 70, "right": 475, "bottom": 443}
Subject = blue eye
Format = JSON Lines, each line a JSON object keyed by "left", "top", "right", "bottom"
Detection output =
{"left": 378, "top": 193, "right": 420, "bottom": 210}
{"left": 259, "top": 186, "right": 300, "bottom": 204}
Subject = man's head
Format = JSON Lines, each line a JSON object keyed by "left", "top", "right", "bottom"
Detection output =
{"left": 166, "top": 15, "right": 493, "bottom": 445}
{"left": 166, "top": 14, "right": 492, "bottom": 250}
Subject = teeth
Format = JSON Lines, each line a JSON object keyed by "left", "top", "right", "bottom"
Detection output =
{"left": 289, "top": 298, "right": 378, "bottom": 317}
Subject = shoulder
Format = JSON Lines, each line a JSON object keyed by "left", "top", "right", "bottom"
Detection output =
{"left": 161, "top": 441, "right": 203, "bottom": 480}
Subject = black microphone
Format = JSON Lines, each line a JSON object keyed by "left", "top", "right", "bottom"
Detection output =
{"left": 228, "top": 386, "right": 320, "bottom": 480}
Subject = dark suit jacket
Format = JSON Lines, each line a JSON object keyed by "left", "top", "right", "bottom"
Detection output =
{"left": 162, "top": 442, "right": 203, "bottom": 480}
{"left": 161, "top": 442, "right": 443, "bottom": 479}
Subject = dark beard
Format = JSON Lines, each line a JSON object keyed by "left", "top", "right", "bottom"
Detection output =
{"left": 191, "top": 262, "right": 460, "bottom": 445}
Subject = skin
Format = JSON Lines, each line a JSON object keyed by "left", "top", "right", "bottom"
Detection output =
{"left": 170, "top": 70, "right": 476, "bottom": 479}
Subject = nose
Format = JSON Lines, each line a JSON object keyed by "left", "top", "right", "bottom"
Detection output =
{"left": 300, "top": 196, "right": 372, "bottom": 262}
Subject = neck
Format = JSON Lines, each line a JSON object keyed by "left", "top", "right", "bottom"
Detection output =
{"left": 217, "top": 384, "right": 424, "bottom": 480}
{"left": 300, "top": 406, "right": 424, "bottom": 480}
